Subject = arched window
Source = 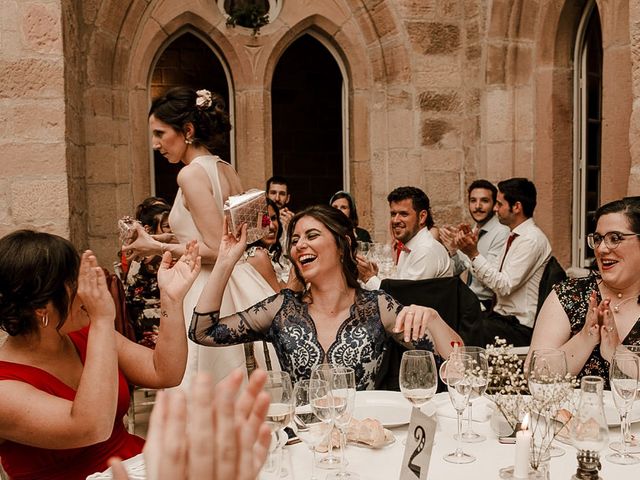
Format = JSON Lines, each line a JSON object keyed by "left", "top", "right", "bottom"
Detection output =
{"left": 271, "top": 34, "right": 346, "bottom": 210}
{"left": 572, "top": 0, "right": 602, "bottom": 268}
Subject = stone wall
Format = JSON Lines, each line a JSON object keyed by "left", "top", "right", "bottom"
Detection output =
{"left": 0, "top": 0, "right": 69, "bottom": 239}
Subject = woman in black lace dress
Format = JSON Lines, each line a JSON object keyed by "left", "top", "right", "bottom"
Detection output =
{"left": 529, "top": 198, "right": 640, "bottom": 387}
{"left": 190, "top": 205, "right": 462, "bottom": 390}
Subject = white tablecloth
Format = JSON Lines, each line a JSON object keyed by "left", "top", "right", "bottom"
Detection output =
{"left": 88, "top": 391, "right": 640, "bottom": 480}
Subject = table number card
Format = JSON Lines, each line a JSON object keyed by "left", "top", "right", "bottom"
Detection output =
{"left": 399, "top": 408, "right": 437, "bottom": 480}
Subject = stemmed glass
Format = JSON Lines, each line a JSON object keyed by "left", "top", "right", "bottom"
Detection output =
{"left": 327, "top": 366, "right": 360, "bottom": 480}
{"left": 453, "top": 347, "right": 488, "bottom": 443}
{"left": 606, "top": 352, "right": 640, "bottom": 465}
{"left": 441, "top": 352, "right": 475, "bottom": 464}
{"left": 263, "top": 371, "right": 294, "bottom": 477}
{"left": 311, "top": 364, "right": 341, "bottom": 469}
{"left": 399, "top": 350, "right": 438, "bottom": 409}
{"left": 528, "top": 348, "right": 569, "bottom": 459}
{"left": 294, "top": 379, "right": 334, "bottom": 480}
{"left": 613, "top": 345, "right": 640, "bottom": 453}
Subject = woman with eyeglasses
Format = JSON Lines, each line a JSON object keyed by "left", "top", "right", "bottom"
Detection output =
{"left": 528, "top": 198, "right": 640, "bottom": 386}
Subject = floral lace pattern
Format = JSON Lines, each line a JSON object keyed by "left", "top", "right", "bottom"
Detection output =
{"left": 555, "top": 274, "right": 640, "bottom": 388}
{"left": 190, "top": 289, "right": 434, "bottom": 390}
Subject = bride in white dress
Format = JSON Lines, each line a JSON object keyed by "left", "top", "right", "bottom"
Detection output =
{"left": 124, "top": 87, "right": 276, "bottom": 387}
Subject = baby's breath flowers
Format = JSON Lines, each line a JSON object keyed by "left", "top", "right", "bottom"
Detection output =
{"left": 486, "top": 337, "right": 528, "bottom": 395}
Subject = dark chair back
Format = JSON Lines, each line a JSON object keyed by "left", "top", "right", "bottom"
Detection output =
{"left": 535, "top": 256, "right": 567, "bottom": 320}
{"left": 375, "top": 276, "right": 481, "bottom": 390}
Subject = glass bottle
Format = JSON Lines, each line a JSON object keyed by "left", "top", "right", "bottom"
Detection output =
{"left": 570, "top": 376, "right": 609, "bottom": 480}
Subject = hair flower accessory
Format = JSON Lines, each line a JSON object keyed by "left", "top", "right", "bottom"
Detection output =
{"left": 195, "top": 89, "right": 213, "bottom": 109}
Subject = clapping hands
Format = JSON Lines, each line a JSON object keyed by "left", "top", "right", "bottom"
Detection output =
{"left": 76, "top": 250, "right": 115, "bottom": 326}
{"left": 109, "top": 370, "right": 272, "bottom": 480}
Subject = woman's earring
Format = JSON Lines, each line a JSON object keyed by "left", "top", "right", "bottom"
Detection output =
{"left": 41, "top": 314, "right": 49, "bottom": 327}
{"left": 185, "top": 137, "right": 193, "bottom": 145}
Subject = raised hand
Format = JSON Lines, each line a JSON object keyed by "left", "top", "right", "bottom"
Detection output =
{"left": 76, "top": 250, "right": 115, "bottom": 325}
{"left": 439, "top": 224, "right": 460, "bottom": 256}
{"left": 157, "top": 240, "right": 201, "bottom": 303}
{"left": 455, "top": 226, "right": 479, "bottom": 258}
{"left": 121, "top": 223, "right": 158, "bottom": 260}
{"left": 217, "top": 216, "right": 248, "bottom": 266}
{"left": 356, "top": 253, "right": 378, "bottom": 283}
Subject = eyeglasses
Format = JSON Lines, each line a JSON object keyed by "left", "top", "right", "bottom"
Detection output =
{"left": 587, "top": 231, "right": 640, "bottom": 250}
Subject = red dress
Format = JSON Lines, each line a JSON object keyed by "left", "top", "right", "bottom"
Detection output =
{"left": 0, "top": 327, "right": 144, "bottom": 479}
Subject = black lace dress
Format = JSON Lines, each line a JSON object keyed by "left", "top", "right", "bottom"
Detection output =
{"left": 555, "top": 274, "right": 640, "bottom": 388}
{"left": 189, "top": 288, "right": 435, "bottom": 390}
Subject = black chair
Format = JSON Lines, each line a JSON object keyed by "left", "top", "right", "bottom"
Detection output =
{"left": 535, "top": 256, "right": 567, "bottom": 321}
{"left": 374, "top": 276, "right": 482, "bottom": 390}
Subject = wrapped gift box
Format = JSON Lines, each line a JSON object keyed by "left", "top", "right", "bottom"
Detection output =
{"left": 223, "top": 189, "right": 269, "bottom": 244}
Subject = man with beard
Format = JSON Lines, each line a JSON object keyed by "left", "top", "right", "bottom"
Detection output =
{"left": 358, "top": 186, "right": 452, "bottom": 290}
{"left": 266, "top": 175, "right": 294, "bottom": 230}
{"left": 441, "top": 180, "right": 510, "bottom": 310}
{"left": 455, "top": 178, "right": 552, "bottom": 346}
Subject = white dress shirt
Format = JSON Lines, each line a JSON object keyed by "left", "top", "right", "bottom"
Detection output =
{"left": 470, "top": 218, "right": 551, "bottom": 328}
{"left": 450, "top": 215, "right": 510, "bottom": 301}
{"left": 364, "top": 227, "right": 453, "bottom": 290}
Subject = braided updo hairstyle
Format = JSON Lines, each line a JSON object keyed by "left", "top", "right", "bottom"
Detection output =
{"left": 149, "top": 87, "right": 231, "bottom": 155}
{"left": 0, "top": 230, "right": 80, "bottom": 336}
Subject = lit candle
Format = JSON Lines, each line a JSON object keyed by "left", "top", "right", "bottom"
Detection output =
{"left": 514, "top": 413, "right": 531, "bottom": 479}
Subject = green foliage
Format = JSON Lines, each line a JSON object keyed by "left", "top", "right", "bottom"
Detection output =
{"left": 226, "top": 3, "right": 269, "bottom": 36}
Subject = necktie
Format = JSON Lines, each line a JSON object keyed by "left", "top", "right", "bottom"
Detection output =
{"left": 498, "top": 233, "right": 518, "bottom": 272}
{"left": 395, "top": 241, "right": 411, "bottom": 265}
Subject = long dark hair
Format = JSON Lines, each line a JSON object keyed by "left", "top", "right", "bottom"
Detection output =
{"left": 149, "top": 87, "right": 231, "bottom": 155}
{"left": 286, "top": 205, "right": 359, "bottom": 290}
{"left": 0, "top": 230, "right": 80, "bottom": 336}
{"left": 329, "top": 191, "right": 359, "bottom": 227}
{"left": 247, "top": 198, "right": 283, "bottom": 264}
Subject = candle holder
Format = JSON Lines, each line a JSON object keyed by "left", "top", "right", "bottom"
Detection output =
{"left": 571, "top": 450, "right": 602, "bottom": 480}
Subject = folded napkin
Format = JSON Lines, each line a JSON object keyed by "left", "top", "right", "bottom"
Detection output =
{"left": 436, "top": 395, "right": 492, "bottom": 422}
{"left": 316, "top": 417, "right": 394, "bottom": 451}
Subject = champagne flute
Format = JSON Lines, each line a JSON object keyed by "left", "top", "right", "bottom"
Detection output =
{"left": 311, "top": 363, "right": 341, "bottom": 469}
{"left": 528, "top": 348, "right": 569, "bottom": 458}
{"left": 442, "top": 352, "right": 476, "bottom": 464}
{"left": 327, "top": 366, "right": 359, "bottom": 480}
{"left": 400, "top": 350, "right": 438, "bottom": 408}
{"left": 294, "top": 379, "right": 333, "bottom": 480}
{"left": 613, "top": 345, "right": 640, "bottom": 452}
{"left": 453, "top": 346, "right": 488, "bottom": 443}
{"left": 606, "top": 352, "right": 640, "bottom": 465}
{"left": 263, "top": 371, "right": 294, "bottom": 477}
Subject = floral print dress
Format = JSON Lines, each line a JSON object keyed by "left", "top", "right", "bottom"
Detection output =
{"left": 555, "top": 274, "right": 640, "bottom": 388}
{"left": 189, "top": 288, "right": 435, "bottom": 390}
{"left": 124, "top": 258, "right": 163, "bottom": 348}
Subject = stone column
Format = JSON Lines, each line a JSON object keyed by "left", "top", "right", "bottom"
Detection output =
{"left": 629, "top": 0, "right": 640, "bottom": 194}
{"left": 0, "top": 1, "right": 70, "bottom": 238}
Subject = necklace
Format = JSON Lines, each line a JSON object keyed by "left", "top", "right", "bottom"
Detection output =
{"left": 611, "top": 291, "right": 640, "bottom": 313}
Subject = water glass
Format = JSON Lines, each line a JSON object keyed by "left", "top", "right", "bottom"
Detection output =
{"left": 399, "top": 350, "right": 437, "bottom": 408}
{"left": 453, "top": 346, "right": 488, "bottom": 443}
{"left": 311, "top": 364, "right": 341, "bottom": 469}
{"left": 327, "top": 366, "right": 359, "bottom": 480}
{"left": 606, "top": 352, "right": 640, "bottom": 465}
{"left": 441, "top": 352, "right": 476, "bottom": 464}
{"left": 262, "top": 371, "right": 293, "bottom": 478}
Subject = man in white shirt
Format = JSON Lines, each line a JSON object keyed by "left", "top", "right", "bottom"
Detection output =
{"left": 456, "top": 178, "right": 552, "bottom": 346}
{"left": 441, "top": 180, "right": 510, "bottom": 310}
{"left": 358, "top": 186, "right": 452, "bottom": 290}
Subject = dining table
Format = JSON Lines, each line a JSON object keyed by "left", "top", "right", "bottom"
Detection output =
{"left": 88, "top": 390, "right": 640, "bottom": 480}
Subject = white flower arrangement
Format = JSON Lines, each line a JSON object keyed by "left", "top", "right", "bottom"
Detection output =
{"left": 195, "top": 89, "right": 212, "bottom": 109}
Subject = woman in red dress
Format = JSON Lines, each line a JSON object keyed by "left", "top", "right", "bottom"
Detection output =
{"left": 0, "top": 230, "right": 200, "bottom": 480}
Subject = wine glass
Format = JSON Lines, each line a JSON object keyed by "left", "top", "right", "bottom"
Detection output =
{"left": 613, "top": 345, "right": 640, "bottom": 452}
{"left": 311, "top": 364, "right": 342, "bottom": 469}
{"left": 294, "top": 379, "right": 333, "bottom": 480}
{"left": 528, "top": 348, "right": 569, "bottom": 458}
{"left": 327, "top": 366, "right": 359, "bottom": 480}
{"left": 606, "top": 352, "right": 640, "bottom": 465}
{"left": 400, "top": 350, "right": 437, "bottom": 408}
{"left": 452, "top": 346, "right": 488, "bottom": 443}
{"left": 441, "top": 352, "right": 476, "bottom": 464}
{"left": 263, "top": 371, "right": 294, "bottom": 477}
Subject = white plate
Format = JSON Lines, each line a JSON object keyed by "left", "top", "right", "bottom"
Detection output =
{"left": 354, "top": 390, "right": 412, "bottom": 427}
{"left": 603, "top": 390, "right": 640, "bottom": 426}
